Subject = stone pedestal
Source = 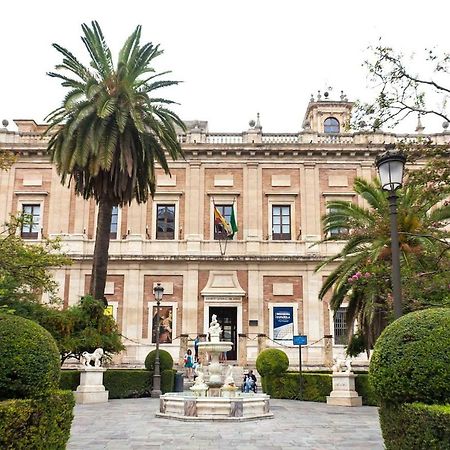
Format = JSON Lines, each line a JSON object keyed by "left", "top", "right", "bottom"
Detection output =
{"left": 326, "top": 372, "right": 362, "bottom": 407}
{"left": 74, "top": 367, "right": 109, "bottom": 404}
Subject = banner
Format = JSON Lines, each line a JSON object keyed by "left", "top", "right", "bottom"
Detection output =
{"left": 273, "top": 306, "right": 294, "bottom": 340}
{"left": 152, "top": 306, "right": 173, "bottom": 344}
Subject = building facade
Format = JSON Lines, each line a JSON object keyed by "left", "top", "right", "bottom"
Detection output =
{"left": 1, "top": 95, "right": 447, "bottom": 368}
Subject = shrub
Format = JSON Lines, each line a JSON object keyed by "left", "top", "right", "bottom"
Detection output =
{"left": 256, "top": 349, "right": 289, "bottom": 377}
{"left": 355, "top": 374, "right": 378, "bottom": 406}
{"left": 145, "top": 349, "right": 174, "bottom": 372}
{"left": 379, "top": 403, "right": 450, "bottom": 450}
{"left": 0, "top": 390, "right": 74, "bottom": 449}
{"left": 0, "top": 314, "right": 60, "bottom": 400}
{"left": 369, "top": 308, "right": 450, "bottom": 405}
{"left": 161, "top": 369, "right": 175, "bottom": 393}
{"left": 104, "top": 370, "right": 152, "bottom": 398}
{"left": 60, "top": 370, "right": 80, "bottom": 392}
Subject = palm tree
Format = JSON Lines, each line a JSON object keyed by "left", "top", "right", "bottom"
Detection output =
{"left": 316, "top": 176, "right": 450, "bottom": 349}
{"left": 46, "top": 21, "right": 185, "bottom": 300}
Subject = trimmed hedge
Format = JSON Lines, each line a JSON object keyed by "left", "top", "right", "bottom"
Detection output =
{"left": 145, "top": 349, "right": 174, "bottom": 372}
{"left": 262, "top": 372, "right": 377, "bottom": 405}
{"left": 369, "top": 308, "right": 450, "bottom": 405}
{"left": 379, "top": 403, "right": 450, "bottom": 450}
{"left": 0, "top": 314, "right": 60, "bottom": 400}
{"left": 256, "top": 349, "right": 289, "bottom": 377}
{"left": 60, "top": 369, "right": 176, "bottom": 397}
{"left": 0, "top": 390, "right": 74, "bottom": 450}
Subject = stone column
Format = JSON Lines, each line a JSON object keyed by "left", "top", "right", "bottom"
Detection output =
{"left": 179, "top": 334, "right": 189, "bottom": 367}
{"left": 198, "top": 333, "right": 207, "bottom": 365}
{"left": 238, "top": 334, "right": 247, "bottom": 366}
{"left": 324, "top": 334, "right": 333, "bottom": 368}
{"left": 257, "top": 334, "right": 267, "bottom": 355}
{"left": 74, "top": 367, "right": 108, "bottom": 404}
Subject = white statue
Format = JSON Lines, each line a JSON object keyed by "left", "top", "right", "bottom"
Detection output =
{"left": 223, "top": 365, "right": 235, "bottom": 387}
{"left": 332, "top": 356, "right": 352, "bottom": 373}
{"left": 193, "top": 366, "right": 206, "bottom": 386}
{"left": 208, "top": 314, "right": 222, "bottom": 342}
{"left": 81, "top": 348, "right": 104, "bottom": 367}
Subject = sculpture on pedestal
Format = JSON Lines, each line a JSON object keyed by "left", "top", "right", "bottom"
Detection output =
{"left": 81, "top": 348, "right": 104, "bottom": 367}
{"left": 208, "top": 314, "right": 221, "bottom": 342}
{"left": 332, "top": 356, "right": 352, "bottom": 373}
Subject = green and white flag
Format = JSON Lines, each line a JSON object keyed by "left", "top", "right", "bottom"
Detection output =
{"left": 229, "top": 207, "right": 238, "bottom": 237}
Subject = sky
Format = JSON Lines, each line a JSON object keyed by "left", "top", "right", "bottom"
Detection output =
{"left": 0, "top": 0, "right": 449, "bottom": 133}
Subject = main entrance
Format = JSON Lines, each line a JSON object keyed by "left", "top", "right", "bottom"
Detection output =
{"left": 209, "top": 307, "right": 237, "bottom": 360}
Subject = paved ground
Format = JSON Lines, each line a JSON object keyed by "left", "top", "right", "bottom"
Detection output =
{"left": 68, "top": 398, "right": 383, "bottom": 449}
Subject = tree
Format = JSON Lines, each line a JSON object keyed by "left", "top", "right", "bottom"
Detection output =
{"left": 46, "top": 21, "right": 185, "bottom": 301}
{"left": 0, "top": 215, "right": 70, "bottom": 304}
{"left": 316, "top": 176, "right": 450, "bottom": 351}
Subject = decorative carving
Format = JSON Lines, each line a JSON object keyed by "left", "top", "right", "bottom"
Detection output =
{"left": 208, "top": 314, "right": 222, "bottom": 343}
{"left": 81, "top": 348, "right": 104, "bottom": 367}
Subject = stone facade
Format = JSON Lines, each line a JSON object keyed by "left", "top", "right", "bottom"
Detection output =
{"left": 1, "top": 96, "right": 447, "bottom": 368}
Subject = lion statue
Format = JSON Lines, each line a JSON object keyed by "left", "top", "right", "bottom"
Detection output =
{"left": 81, "top": 348, "right": 104, "bottom": 367}
{"left": 332, "top": 356, "right": 352, "bottom": 373}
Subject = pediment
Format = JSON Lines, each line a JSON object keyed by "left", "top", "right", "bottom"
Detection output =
{"left": 200, "top": 271, "right": 246, "bottom": 297}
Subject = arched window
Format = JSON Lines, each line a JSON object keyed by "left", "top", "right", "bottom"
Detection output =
{"left": 324, "top": 117, "right": 340, "bottom": 134}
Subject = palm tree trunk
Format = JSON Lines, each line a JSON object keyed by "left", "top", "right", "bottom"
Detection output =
{"left": 90, "top": 199, "right": 113, "bottom": 300}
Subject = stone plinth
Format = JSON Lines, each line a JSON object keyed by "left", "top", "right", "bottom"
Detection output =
{"left": 326, "top": 372, "right": 362, "bottom": 407}
{"left": 74, "top": 367, "right": 109, "bottom": 404}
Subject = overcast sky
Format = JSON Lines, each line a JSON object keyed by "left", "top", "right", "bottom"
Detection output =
{"left": 1, "top": 0, "right": 449, "bottom": 132}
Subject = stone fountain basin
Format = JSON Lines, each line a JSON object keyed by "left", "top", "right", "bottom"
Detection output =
{"left": 157, "top": 392, "right": 273, "bottom": 422}
{"left": 197, "top": 341, "right": 233, "bottom": 353}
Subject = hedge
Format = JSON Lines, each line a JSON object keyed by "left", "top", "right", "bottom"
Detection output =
{"left": 256, "top": 349, "right": 289, "bottom": 377}
{"left": 0, "top": 314, "right": 60, "bottom": 400}
{"left": 0, "top": 390, "right": 74, "bottom": 450}
{"left": 60, "top": 369, "right": 176, "bottom": 397}
{"left": 145, "top": 349, "right": 174, "bottom": 372}
{"left": 379, "top": 403, "right": 450, "bottom": 450}
{"left": 262, "top": 372, "right": 377, "bottom": 405}
{"left": 369, "top": 308, "right": 450, "bottom": 405}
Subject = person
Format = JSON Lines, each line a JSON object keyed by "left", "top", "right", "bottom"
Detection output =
{"left": 184, "top": 349, "right": 194, "bottom": 381}
{"left": 242, "top": 369, "right": 257, "bottom": 393}
{"left": 194, "top": 335, "right": 199, "bottom": 362}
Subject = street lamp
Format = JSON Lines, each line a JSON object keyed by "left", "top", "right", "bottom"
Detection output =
{"left": 151, "top": 282, "right": 165, "bottom": 398}
{"left": 376, "top": 145, "right": 406, "bottom": 319}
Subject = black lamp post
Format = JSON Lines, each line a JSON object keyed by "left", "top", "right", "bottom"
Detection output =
{"left": 151, "top": 282, "right": 164, "bottom": 398}
{"left": 376, "top": 145, "right": 406, "bottom": 319}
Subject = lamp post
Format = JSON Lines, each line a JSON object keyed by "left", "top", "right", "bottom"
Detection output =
{"left": 376, "top": 145, "right": 406, "bottom": 319}
{"left": 151, "top": 282, "right": 164, "bottom": 398}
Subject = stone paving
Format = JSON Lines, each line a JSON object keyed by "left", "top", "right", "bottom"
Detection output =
{"left": 68, "top": 398, "right": 383, "bottom": 449}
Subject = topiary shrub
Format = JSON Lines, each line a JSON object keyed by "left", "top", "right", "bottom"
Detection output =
{"left": 161, "top": 369, "right": 175, "bottom": 393}
{"left": 256, "top": 348, "right": 289, "bottom": 377}
{"left": 145, "top": 349, "right": 174, "bottom": 372}
{"left": 0, "top": 314, "right": 60, "bottom": 400}
{"left": 369, "top": 308, "right": 450, "bottom": 405}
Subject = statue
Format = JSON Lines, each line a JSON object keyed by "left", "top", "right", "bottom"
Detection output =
{"left": 332, "top": 356, "right": 352, "bottom": 373}
{"left": 208, "top": 314, "right": 222, "bottom": 343}
{"left": 223, "top": 365, "right": 235, "bottom": 387}
{"left": 190, "top": 365, "right": 208, "bottom": 397}
{"left": 81, "top": 348, "right": 104, "bottom": 367}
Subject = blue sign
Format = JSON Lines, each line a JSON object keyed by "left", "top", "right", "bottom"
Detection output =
{"left": 273, "top": 306, "right": 294, "bottom": 340}
{"left": 293, "top": 335, "right": 307, "bottom": 346}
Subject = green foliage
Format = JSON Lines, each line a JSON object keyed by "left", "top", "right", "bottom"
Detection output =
{"left": 60, "top": 370, "right": 80, "bottom": 391}
{"left": 355, "top": 374, "right": 378, "bottom": 406}
{"left": 0, "top": 390, "right": 74, "bottom": 450}
{"left": 256, "top": 349, "right": 289, "bottom": 377}
{"left": 145, "top": 349, "right": 174, "bottom": 372}
{"left": 346, "top": 331, "right": 367, "bottom": 357}
{"left": 0, "top": 314, "right": 60, "bottom": 400}
{"left": 369, "top": 308, "right": 450, "bottom": 405}
{"left": 379, "top": 403, "right": 450, "bottom": 450}
{"left": 2, "top": 296, "right": 124, "bottom": 364}
{"left": 161, "top": 369, "right": 175, "bottom": 394}
{"left": 0, "top": 215, "right": 70, "bottom": 304}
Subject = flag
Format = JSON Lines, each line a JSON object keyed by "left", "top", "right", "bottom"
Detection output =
{"left": 229, "top": 206, "right": 238, "bottom": 237}
{"left": 214, "top": 206, "right": 232, "bottom": 236}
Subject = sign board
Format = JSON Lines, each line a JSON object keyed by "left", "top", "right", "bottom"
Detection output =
{"left": 273, "top": 306, "right": 294, "bottom": 340}
{"left": 293, "top": 335, "right": 307, "bottom": 346}
{"left": 104, "top": 305, "right": 114, "bottom": 317}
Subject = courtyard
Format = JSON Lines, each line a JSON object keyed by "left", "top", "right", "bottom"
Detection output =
{"left": 67, "top": 398, "right": 383, "bottom": 449}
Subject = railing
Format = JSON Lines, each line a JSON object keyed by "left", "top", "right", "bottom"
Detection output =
{"left": 206, "top": 133, "right": 243, "bottom": 144}
{"left": 261, "top": 133, "right": 299, "bottom": 144}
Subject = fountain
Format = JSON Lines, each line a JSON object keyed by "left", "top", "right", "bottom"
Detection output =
{"left": 157, "top": 315, "right": 273, "bottom": 421}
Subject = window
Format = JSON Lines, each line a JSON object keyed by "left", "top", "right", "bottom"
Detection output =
{"left": 327, "top": 206, "right": 349, "bottom": 238}
{"left": 334, "top": 307, "right": 348, "bottom": 345}
{"left": 214, "top": 204, "right": 233, "bottom": 240}
{"left": 110, "top": 206, "right": 118, "bottom": 239}
{"left": 324, "top": 117, "right": 340, "bottom": 134}
{"left": 272, "top": 205, "right": 291, "bottom": 240}
{"left": 156, "top": 204, "right": 175, "bottom": 240}
{"left": 21, "top": 204, "right": 40, "bottom": 239}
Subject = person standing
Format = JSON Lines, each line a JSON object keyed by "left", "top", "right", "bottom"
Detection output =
{"left": 184, "top": 349, "right": 194, "bottom": 381}
{"left": 194, "top": 335, "right": 199, "bottom": 362}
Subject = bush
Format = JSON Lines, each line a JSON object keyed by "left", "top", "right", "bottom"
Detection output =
{"left": 161, "top": 369, "right": 175, "bottom": 393}
{"left": 379, "top": 403, "right": 450, "bottom": 449}
{"left": 256, "top": 349, "right": 289, "bottom": 377}
{"left": 355, "top": 374, "right": 378, "bottom": 406}
{"left": 369, "top": 308, "right": 450, "bottom": 405}
{"left": 0, "top": 314, "right": 60, "bottom": 400}
{"left": 145, "top": 349, "right": 173, "bottom": 372}
{"left": 0, "top": 390, "right": 74, "bottom": 449}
